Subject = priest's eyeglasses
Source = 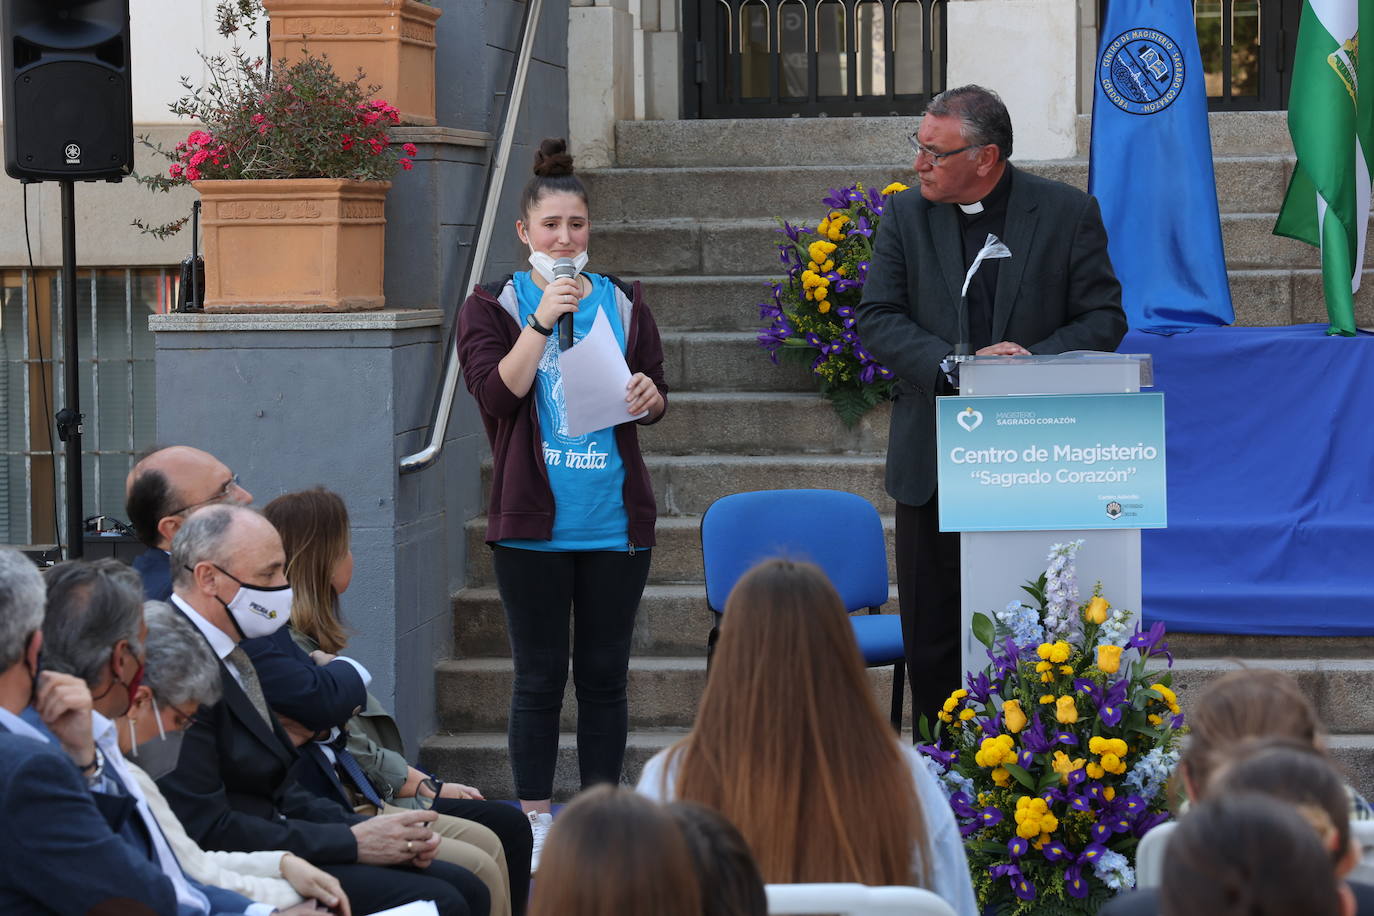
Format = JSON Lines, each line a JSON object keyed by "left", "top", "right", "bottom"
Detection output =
{"left": 908, "top": 133, "right": 985, "bottom": 164}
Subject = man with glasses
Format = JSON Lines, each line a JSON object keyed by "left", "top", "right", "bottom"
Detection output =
{"left": 856, "top": 85, "right": 1127, "bottom": 726}
{"left": 127, "top": 446, "right": 254, "bottom": 601}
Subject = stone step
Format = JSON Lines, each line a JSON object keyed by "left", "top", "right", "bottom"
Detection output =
{"left": 641, "top": 392, "right": 891, "bottom": 456}
{"left": 1168, "top": 657, "right": 1374, "bottom": 736}
{"left": 463, "top": 514, "right": 900, "bottom": 587}
{"left": 661, "top": 331, "right": 815, "bottom": 392}
{"left": 613, "top": 112, "right": 1291, "bottom": 168}
{"left": 434, "top": 656, "right": 909, "bottom": 733}
{"left": 479, "top": 454, "right": 891, "bottom": 523}
{"left": 639, "top": 269, "right": 1374, "bottom": 333}
{"left": 453, "top": 582, "right": 901, "bottom": 656}
{"left": 417, "top": 729, "right": 1374, "bottom": 804}
{"left": 418, "top": 728, "right": 687, "bottom": 802}
{"left": 584, "top": 157, "right": 1292, "bottom": 222}
{"left": 598, "top": 214, "right": 1338, "bottom": 279}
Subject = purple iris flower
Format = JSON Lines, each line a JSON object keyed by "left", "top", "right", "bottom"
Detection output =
{"left": 821, "top": 188, "right": 850, "bottom": 209}
{"left": 1007, "top": 837, "right": 1028, "bottom": 858}
{"left": 1041, "top": 787, "right": 1066, "bottom": 804}
{"left": 866, "top": 186, "right": 885, "bottom": 210}
{"left": 1074, "top": 678, "right": 1102, "bottom": 704}
{"left": 811, "top": 352, "right": 830, "bottom": 372}
{"left": 1171, "top": 712, "right": 1186, "bottom": 728}
{"left": 756, "top": 323, "right": 792, "bottom": 363}
{"left": 1041, "top": 839, "right": 1072, "bottom": 862}
{"left": 1022, "top": 713, "right": 1053, "bottom": 754}
{"left": 989, "top": 863, "right": 1020, "bottom": 880}
{"left": 1055, "top": 731, "right": 1079, "bottom": 746}
{"left": 847, "top": 187, "right": 864, "bottom": 202}
{"left": 851, "top": 214, "right": 873, "bottom": 238}
{"left": 1067, "top": 767, "right": 1087, "bottom": 789}
{"left": 950, "top": 792, "right": 978, "bottom": 820}
{"left": 1064, "top": 864, "right": 1090, "bottom": 899}
{"left": 842, "top": 330, "right": 860, "bottom": 344}
{"left": 918, "top": 744, "right": 956, "bottom": 770}
{"left": 1011, "top": 873, "right": 1037, "bottom": 902}
{"left": 757, "top": 302, "right": 782, "bottom": 321}
{"left": 853, "top": 345, "right": 874, "bottom": 364}
{"left": 1122, "top": 795, "right": 1147, "bottom": 814}
{"left": 1086, "top": 782, "right": 1106, "bottom": 800}
{"left": 860, "top": 363, "right": 881, "bottom": 384}
{"left": 1129, "top": 621, "right": 1174, "bottom": 665}
{"left": 977, "top": 716, "right": 1002, "bottom": 738}
{"left": 959, "top": 820, "right": 983, "bottom": 838}
{"left": 779, "top": 220, "right": 806, "bottom": 242}
{"left": 805, "top": 332, "right": 823, "bottom": 349}
{"left": 1080, "top": 844, "right": 1109, "bottom": 866}
{"left": 856, "top": 261, "right": 871, "bottom": 282}
{"left": 1099, "top": 679, "right": 1131, "bottom": 727}
{"left": 966, "top": 671, "right": 993, "bottom": 705}
{"left": 1091, "top": 821, "right": 1113, "bottom": 842}
{"left": 979, "top": 807, "right": 1003, "bottom": 829}
{"left": 1134, "top": 811, "right": 1171, "bottom": 838}
{"left": 1069, "top": 795, "right": 1093, "bottom": 813}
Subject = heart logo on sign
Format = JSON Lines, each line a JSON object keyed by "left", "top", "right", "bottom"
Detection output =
{"left": 957, "top": 407, "right": 983, "bottom": 431}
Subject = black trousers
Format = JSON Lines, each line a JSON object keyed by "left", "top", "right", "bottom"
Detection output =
{"left": 321, "top": 859, "right": 489, "bottom": 916}
{"left": 895, "top": 496, "right": 963, "bottom": 729}
{"left": 491, "top": 546, "right": 652, "bottom": 800}
{"left": 434, "top": 796, "right": 534, "bottom": 916}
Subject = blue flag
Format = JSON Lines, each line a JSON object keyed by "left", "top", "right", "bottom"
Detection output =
{"left": 1089, "top": 0, "right": 1234, "bottom": 332}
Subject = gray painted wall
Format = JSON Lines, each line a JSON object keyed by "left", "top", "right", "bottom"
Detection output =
{"left": 150, "top": 0, "right": 569, "bottom": 754}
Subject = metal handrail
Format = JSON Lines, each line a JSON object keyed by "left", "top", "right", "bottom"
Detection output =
{"left": 400, "top": 0, "right": 545, "bottom": 474}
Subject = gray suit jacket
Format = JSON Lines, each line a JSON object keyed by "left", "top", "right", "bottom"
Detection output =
{"left": 855, "top": 163, "right": 1128, "bottom": 507}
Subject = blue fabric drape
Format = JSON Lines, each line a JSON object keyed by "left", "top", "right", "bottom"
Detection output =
{"left": 1089, "top": 0, "right": 1234, "bottom": 332}
{"left": 1134, "top": 326, "right": 1374, "bottom": 634}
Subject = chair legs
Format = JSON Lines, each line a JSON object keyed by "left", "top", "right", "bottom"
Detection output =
{"left": 889, "top": 658, "right": 905, "bottom": 732}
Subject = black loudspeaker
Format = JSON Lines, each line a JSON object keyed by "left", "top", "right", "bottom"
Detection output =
{"left": 1, "top": 0, "right": 133, "bottom": 182}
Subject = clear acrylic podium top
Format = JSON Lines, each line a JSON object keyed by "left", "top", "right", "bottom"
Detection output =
{"left": 958, "top": 352, "right": 1154, "bottom": 397}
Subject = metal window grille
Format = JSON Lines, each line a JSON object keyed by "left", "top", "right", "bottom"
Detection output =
{"left": 0, "top": 268, "right": 177, "bottom": 547}
{"left": 687, "top": 0, "right": 947, "bottom": 118}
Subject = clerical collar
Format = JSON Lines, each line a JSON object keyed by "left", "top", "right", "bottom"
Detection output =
{"left": 956, "top": 165, "right": 1013, "bottom": 216}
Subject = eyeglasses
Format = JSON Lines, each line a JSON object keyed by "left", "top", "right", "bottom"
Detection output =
{"left": 168, "top": 473, "right": 242, "bottom": 517}
{"left": 908, "top": 133, "right": 984, "bottom": 165}
{"left": 167, "top": 702, "right": 201, "bottom": 730}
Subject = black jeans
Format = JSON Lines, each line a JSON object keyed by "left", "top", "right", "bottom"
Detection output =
{"left": 491, "top": 546, "right": 652, "bottom": 800}
{"left": 434, "top": 796, "right": 534, "bottom": 916}
{"left": 320, "top": 860, "right": 489, "bottom": 916}
{"left": 895, "top": 496, "right": 963, "bottom": 728}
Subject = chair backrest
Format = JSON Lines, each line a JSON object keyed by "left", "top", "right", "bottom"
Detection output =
{"left": 1133, "top": 819, "right": 1178, "bottom": 889}
{"left": 700, "top": 489, "right": 888, "bottom": 613}
{"left": 765, "top": 883, "right": 956, "bottom": 916}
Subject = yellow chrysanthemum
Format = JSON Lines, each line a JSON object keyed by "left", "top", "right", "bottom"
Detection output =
{"left": 881, "top": 181, "right": 909, "bottom": 195}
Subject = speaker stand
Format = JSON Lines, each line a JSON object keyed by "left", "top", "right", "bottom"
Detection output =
{"left": 55, "top": 179, "right": 84, "bottom": 559}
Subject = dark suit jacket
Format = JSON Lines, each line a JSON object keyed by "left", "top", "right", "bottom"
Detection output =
{"left": 0, "top": 727, "right": 179, "bottom": 915}
{"left": 855, "top": 163, "right": 1128, "bottom": 506}
{"left": 133, "top": 547, "right": 174, "bottom": 602}
{"left": 241, "top": 626, "right": 367, "bottom": 732}
{"left": 156, "top": 606, "right": 365, "bottom": 865}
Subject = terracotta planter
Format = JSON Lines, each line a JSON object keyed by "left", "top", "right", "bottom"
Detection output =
{"left": 264, "top": 0, "right": 442, "bottom": 126}
{"left": 194, "top": 178, "right": 391, "bottom": 312}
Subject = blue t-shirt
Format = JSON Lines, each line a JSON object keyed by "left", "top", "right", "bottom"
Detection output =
{"left": 500, "top": 271, "right": 634, "bottom": 552}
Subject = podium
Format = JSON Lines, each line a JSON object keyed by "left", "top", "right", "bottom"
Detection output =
{"left": 936, "top": 353, "right": 1160, "bottom": 676}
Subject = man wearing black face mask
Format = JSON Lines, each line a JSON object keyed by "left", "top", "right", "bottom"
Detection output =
{"left": 159, "top": 504, "right": 490, "bottom": 916}
{"left": 40, "top": 558, "right": 319, "bottom": 916}
{"left": 0, "top": 547, "right": 182, "bottom": 913}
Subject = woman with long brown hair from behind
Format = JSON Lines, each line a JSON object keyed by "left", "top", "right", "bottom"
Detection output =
{"left": 635, "top": 558, "right": 976, "bottom": 915}
{"left": 527, "top": 785, "right": 701, "bottom": 916}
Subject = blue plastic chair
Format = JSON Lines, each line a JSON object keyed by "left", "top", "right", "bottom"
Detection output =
{"left": 699, "top": 488, "right": 906, "bottom": 730}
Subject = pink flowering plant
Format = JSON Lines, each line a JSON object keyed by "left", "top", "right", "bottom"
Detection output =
{"left": 757, "top": 183, "right": 910, "bottom": 427}
{"left": 917, "top": 541, "right": 1185, "bottom": 915}
{"left": 133, "top": 50, "right": 417, "bottom": 237}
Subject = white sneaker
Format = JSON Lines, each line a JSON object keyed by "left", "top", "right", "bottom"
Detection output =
{"left": 526, "top": 810, "right": 554, "bottom": 873}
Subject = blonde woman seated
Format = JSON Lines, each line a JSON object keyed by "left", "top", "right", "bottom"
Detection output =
{"left": 115, "top": 602, "right": 349, "bottom": 913}
{"left": 636, "top": 558, "right": 977, "bottom": 916}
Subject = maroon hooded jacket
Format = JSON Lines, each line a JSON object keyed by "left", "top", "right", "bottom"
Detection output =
{"left": 456, "top": 274, "right": 668, "bottom": 547}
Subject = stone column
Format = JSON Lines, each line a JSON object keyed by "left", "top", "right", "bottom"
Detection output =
{"left": 569, "top": 0, "right": 637, "bottom": 167}
{"left": 946, "top": 0, "right": 1081, "bottom": 160}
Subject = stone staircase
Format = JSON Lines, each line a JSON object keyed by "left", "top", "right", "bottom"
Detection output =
{"left": 418, "top": 111, "right": 1374, "bottom": 798}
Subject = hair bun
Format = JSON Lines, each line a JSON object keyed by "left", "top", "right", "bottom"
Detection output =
{"left": 533, "top": 138, "right": 575, "bottom": 178}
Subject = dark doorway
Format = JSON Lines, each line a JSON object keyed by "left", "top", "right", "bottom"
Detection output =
{"left": 683, "top": 0, "right": 947, "bottom": 119}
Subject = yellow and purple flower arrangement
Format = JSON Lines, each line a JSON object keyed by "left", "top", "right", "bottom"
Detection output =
{"left": 919, "top": 540, "right": 1185, "bottom": 915}
{"left": 756, "top": 182, "right": 910, "bottom": 426}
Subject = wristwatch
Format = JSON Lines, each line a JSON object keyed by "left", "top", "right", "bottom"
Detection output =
{"left": 525, "top": 312, "right": 554, "bottom": 336}
{"left": 81, "top": 746, "right": 105, "bottom": 784}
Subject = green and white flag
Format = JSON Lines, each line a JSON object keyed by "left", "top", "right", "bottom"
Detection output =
{"left": 1274, "top": 0, "right": 1374, "bottom": 335}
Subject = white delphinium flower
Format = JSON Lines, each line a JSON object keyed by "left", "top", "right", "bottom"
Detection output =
{"left": 1121, "top": 746, "right": 1181, "bottom": 801}
{"left": 996, "top": 600, "right": 1045, "bottom": 646}
{"left": 1093, "top": 849, "right": 1136, "bottom": 892}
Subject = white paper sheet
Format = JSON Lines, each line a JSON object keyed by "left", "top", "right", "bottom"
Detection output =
{"left": 557, "top": 308, "right": 648, "bottom": 436}
{"left": 368, "top": 901, "right": 440, "bottom": 916}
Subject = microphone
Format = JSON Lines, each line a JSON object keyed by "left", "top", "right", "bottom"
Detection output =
{"left": 553, "top": 257, "right": 577, "bottom": 351}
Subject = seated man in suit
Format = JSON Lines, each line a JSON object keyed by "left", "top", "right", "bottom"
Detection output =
{"left": 125, "top": 445, "right": 254, "bottom": 602}
{"left": 39, "top": 557, "right": 325, "bottom": 916}
{"left": 157, "top": 504, "right": 489, "bottom": 916}
{"left": 0, "top": 545, "right": 179, "bottom": 914}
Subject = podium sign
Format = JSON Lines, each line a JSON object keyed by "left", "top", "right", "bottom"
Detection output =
{"left": 936, "top": 392, "right": 1167, "bottom": 532}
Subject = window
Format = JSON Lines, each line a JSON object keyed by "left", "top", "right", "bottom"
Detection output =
{"left": 0, "top": 268, "right": 178, "bottom": 546}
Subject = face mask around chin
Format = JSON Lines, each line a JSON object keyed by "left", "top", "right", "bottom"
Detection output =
{"left": 528, "top": 250, "right": 589, "bottom": 283}
{"left": 128, "top": 698, "right": 186, "bottom": 781}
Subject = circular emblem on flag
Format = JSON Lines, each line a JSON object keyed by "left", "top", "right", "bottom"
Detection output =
{"left": 1099, "top": 28, "right": 1185, "bottom": 115}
